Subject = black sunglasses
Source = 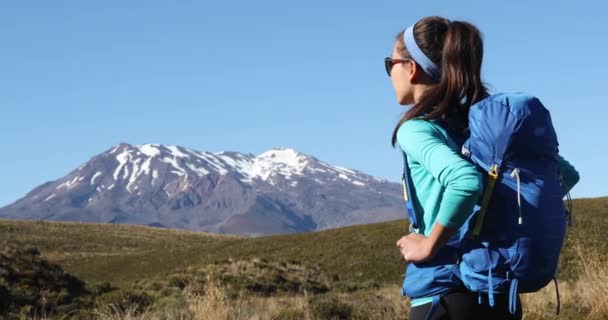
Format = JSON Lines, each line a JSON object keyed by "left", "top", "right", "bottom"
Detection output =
{"left": 384, "top": 57, "right": 412, "bottom": 77}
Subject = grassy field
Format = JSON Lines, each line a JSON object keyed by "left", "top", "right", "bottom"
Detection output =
{"left": 0, "top": 196, "right": 606, "bottom": 319}
{"left": 0, "top": 215, "right": 407, "bottom": 288}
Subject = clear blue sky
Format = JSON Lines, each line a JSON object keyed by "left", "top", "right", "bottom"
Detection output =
{"left": 1, "top": 1, "right": 606, "bottom": 207}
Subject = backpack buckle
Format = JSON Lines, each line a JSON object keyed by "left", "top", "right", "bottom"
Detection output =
{"left": 409, "top": 223, "right": 418, "bottom": 233}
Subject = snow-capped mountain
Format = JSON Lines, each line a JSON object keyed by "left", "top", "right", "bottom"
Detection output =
{"left": 0, "top": 143, "right": 404, "bottom": 236}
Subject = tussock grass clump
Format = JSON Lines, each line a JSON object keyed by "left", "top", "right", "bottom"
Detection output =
{"left": 0, "top": 241, "right": 92, "bottom": 318}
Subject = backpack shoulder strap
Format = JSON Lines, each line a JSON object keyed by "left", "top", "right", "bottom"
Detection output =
{"left": 401, "top": 149, "right": 419, "bottom": 232}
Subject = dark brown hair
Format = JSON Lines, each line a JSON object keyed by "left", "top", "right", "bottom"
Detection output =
{"left": 391, "top": 16, "right": 489, "bottom": 146}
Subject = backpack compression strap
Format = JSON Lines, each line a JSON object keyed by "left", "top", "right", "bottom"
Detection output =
{"left": 471, "top": 164, "right": 500, "bottom": 237}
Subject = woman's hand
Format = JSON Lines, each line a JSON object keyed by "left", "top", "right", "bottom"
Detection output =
{"left": 396, "top": 233, "right": 434, "bottom": 263}
{"left": 396, "top": 222, "right": 457, "bottom": 264}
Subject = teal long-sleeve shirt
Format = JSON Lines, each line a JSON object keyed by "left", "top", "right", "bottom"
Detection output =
{"left": 397, "top": 119, "right": 482, "bottom": 236}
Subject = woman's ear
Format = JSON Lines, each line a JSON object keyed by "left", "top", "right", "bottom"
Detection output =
{"left": 409, "top": 61, "right": 435, "bottom": 84}
{"left": 407, "top": 61, "right": 421, "bottom": 83}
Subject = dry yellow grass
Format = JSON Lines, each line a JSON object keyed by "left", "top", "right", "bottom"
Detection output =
{"left": 167, "top": 278, "right": 604, "bottom": 320}
{"left": 25, "top": 279, "right": 605, "bottom": 320}
{"left": 521, "top": 240, "right": 608, "bottom": 320}
{"left": 185, "top": 275, "right": 234, "bottom": 320}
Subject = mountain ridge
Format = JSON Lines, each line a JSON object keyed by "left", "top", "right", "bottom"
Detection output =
{"left": 0, "top": 143, "right": 403, "bottom": 236}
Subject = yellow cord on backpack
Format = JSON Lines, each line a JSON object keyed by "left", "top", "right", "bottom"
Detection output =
{"left": 471, "top": 164, "right": 500, "bottom": 237}
{"left": 402, "top": 178, "right": 409, "bottom": 201}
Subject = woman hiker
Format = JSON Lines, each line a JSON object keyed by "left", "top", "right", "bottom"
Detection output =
{"left": 387, "top": 16, "right": 580, "bottom": 320}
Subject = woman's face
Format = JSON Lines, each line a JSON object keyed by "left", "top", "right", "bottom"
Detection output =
{"left": 390, "top": 43, "right": 415, "bottom": 105}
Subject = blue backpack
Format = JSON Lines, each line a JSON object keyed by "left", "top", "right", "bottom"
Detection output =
{"left": 400, "top": 93, "right": 570, "bottom": 318}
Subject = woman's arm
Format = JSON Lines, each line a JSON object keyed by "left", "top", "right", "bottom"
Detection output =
{"left": 395, "top": 120, "right": 482, "bottom": 262}
{"left": 397, "top": 119, "right": 482, "bottom": 229}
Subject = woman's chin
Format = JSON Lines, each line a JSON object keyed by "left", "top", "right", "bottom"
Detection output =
{"left": 398, "top": 98, "right": 411, "bottom": 106}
